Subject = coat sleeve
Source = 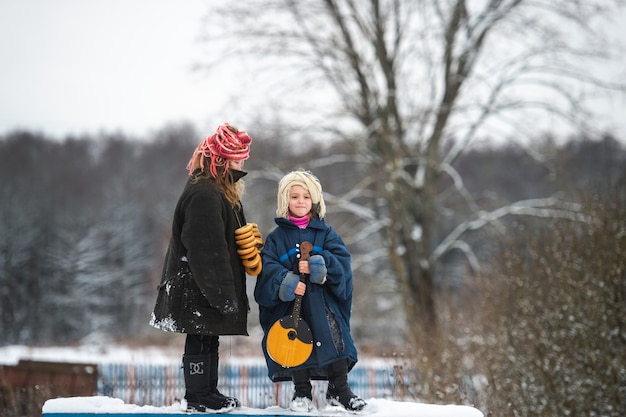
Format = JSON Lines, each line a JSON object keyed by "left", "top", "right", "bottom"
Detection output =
{"left": 181, "top": 187, "right": 238, "bottom": 315}
{"left": 318, "top": 227, "right": 353, "bottom": 302}
{"left": 254, "top": 231, "right": 291, "bottom": 309}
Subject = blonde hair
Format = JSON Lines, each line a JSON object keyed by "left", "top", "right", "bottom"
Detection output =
{"left": 277, "top": 170, "right": 326, "bottom": 219}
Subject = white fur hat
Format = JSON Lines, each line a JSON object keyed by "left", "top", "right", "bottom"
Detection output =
{"left": 277, "top": 170, "right": 326, "bottom": 219}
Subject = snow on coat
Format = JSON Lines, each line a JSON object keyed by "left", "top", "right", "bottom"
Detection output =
{"left": 254, "top": 217, "right": 358, "bottom": 381}
{"left": 150, "top": 176, "right": 249, "bottom": 336}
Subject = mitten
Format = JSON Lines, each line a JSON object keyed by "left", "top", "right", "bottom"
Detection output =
{"left": 308, "top": 254, "right": 327, "bottom": 284}
{"left": 279, "top": 272, "right": 300, "bottom": 302}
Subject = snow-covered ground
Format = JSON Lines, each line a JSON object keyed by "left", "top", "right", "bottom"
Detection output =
{"left": 42, "top": 396, "right": 483, "bottom": 417}
{"left": 3, "top": 344, "right": 484, "bottom": 417}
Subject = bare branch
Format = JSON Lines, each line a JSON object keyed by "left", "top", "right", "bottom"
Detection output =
{"left": 431, "top": 197, "right": 589, "bottom": 265}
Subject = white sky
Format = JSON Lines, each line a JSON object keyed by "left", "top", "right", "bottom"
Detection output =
{"left": 0, "top": 0, "right": 240, "bottom": 139}
{"left": 1, "top": 1, "right": 625, "bottom": 141}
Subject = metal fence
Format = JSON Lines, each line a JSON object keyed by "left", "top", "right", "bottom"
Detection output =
{"left": 97, "top": 359, "right": 401, "bottom": 409}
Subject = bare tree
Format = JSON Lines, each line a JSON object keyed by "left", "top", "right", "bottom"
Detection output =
{"left": 200, "top": 0, "right": 626, "bottom": 345}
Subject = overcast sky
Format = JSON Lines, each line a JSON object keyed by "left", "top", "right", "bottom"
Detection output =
{"left": 0, "top": 0, "right": 240, "bottom": 139}
{"left": 1, "top": 0, "right": 625, "bottom": 141}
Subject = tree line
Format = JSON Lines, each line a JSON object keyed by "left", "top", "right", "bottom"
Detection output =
{"left": 1, "top": 125, "right": 625, "bottom": 415}
{"left": 0, "top": 126, "right": 622, "bottom": 344}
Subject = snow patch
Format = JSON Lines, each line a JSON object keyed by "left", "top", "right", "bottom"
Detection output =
{"left": 42, "top": 396, "right": 484, "bottom": 416}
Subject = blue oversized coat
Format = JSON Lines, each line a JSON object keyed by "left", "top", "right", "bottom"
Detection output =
{"left": 254, "top": 217, "right": 358, "bottom": 382}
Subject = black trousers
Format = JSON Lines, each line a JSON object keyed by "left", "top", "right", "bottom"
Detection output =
{"left": 185, "top": 334, "right": 219, "bottom": 356}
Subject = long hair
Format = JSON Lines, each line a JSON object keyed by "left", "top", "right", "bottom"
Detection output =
{"left": 188, "top": 157, "right": 245, "bottom": 209}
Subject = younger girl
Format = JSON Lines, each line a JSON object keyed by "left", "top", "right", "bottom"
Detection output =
{"left": 254, "top": 170, "right": 366, "bottom": 412}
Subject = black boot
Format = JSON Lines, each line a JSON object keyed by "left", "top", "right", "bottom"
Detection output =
{"left": 290, "top": 369, "right": 314, "bottom": 412}
{"left": 182, "top": 355, "right": 236, "bottom": 412}
{"left": 326, "top": 359, "right": 366, "bottom": 412}
{"left": 208, "top": 352, "right": 241, "bottom": 407}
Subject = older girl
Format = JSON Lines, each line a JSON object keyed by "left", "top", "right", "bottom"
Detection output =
{"left": 151, "top": 123, "right": 254, "bottom": 412}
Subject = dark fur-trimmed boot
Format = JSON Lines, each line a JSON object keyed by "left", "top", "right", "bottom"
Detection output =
{"left": 208, "top": 352, "right": 241, "bottom": 408}
{"left": 326, "top": 359, "right": 366, "bottom": 412}
{"left": 182, "top": 354, "right": 236, "bottom": 413}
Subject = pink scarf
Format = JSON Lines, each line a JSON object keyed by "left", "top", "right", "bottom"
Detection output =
{"left": 289, "top": 215, "right": 309, "bottom": 229}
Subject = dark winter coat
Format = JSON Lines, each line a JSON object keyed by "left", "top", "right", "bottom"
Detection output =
{"left": 254, "top": 217, "right": 357, "bottom": 381}
{"left": 150, "top": 175, "right": 249, "bottom": 336}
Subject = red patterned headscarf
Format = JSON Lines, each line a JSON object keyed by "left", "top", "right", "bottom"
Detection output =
{"left": 186, "top": 123, "right": 252, "bottom": 176}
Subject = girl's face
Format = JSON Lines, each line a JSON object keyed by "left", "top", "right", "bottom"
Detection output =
{"left": 288, "top": 185, "right": 312, "bottom": 218}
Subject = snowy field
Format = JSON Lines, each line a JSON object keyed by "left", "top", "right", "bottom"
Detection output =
{"left": 3, "top": 344, "right": 484, "bottom": 417}
{"left": 0, "top": 343, "right": 185, "bottom": 366}
{"left": 42, "top": 395, "right": 484, "bottom": 416}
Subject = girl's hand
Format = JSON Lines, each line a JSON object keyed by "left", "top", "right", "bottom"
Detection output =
{"left": 298, "top": 260, "right": 310, "bottom": 274}
{"left": 294, "top": 281, "right": 306, "bottom": 296}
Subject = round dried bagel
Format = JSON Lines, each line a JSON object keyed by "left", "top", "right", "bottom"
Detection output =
{"left": 237, "top": 238, "right": 258, "bottom": 250}
{"left": 235, "top": 223, "right": 254, "bottom": 236}
{"left": 246, "top": 262, "right": 262, "bottom": 276}
{"left": 235, "top": 234, "right": 257, "bottom": 246}
{"left": 237, "top": 245, "right": 257, "bottom": 256}
{"left": 235, "top": 230, "right": 255, "bottom": 240}
{"left": 241, "top": 252, "right": 261, "bottom": 266}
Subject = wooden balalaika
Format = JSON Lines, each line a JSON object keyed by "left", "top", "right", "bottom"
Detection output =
{"left": 266, "top": 241, "right": 314, "bottom": 368}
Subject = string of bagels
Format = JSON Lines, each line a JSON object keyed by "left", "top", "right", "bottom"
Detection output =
{"left": 235, "top": 222, "right": 263, "bottom": 276}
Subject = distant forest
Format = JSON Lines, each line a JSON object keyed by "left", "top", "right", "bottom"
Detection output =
{"left": 0, "top": 125, "right": 624, "bottom": 348}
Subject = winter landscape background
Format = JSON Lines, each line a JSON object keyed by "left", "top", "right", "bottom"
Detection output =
{"left": 2, "top": 1, "right": 626, "bottom": 416}
{"left": 1, "top": 131, "right": 624, "bottom": 417}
